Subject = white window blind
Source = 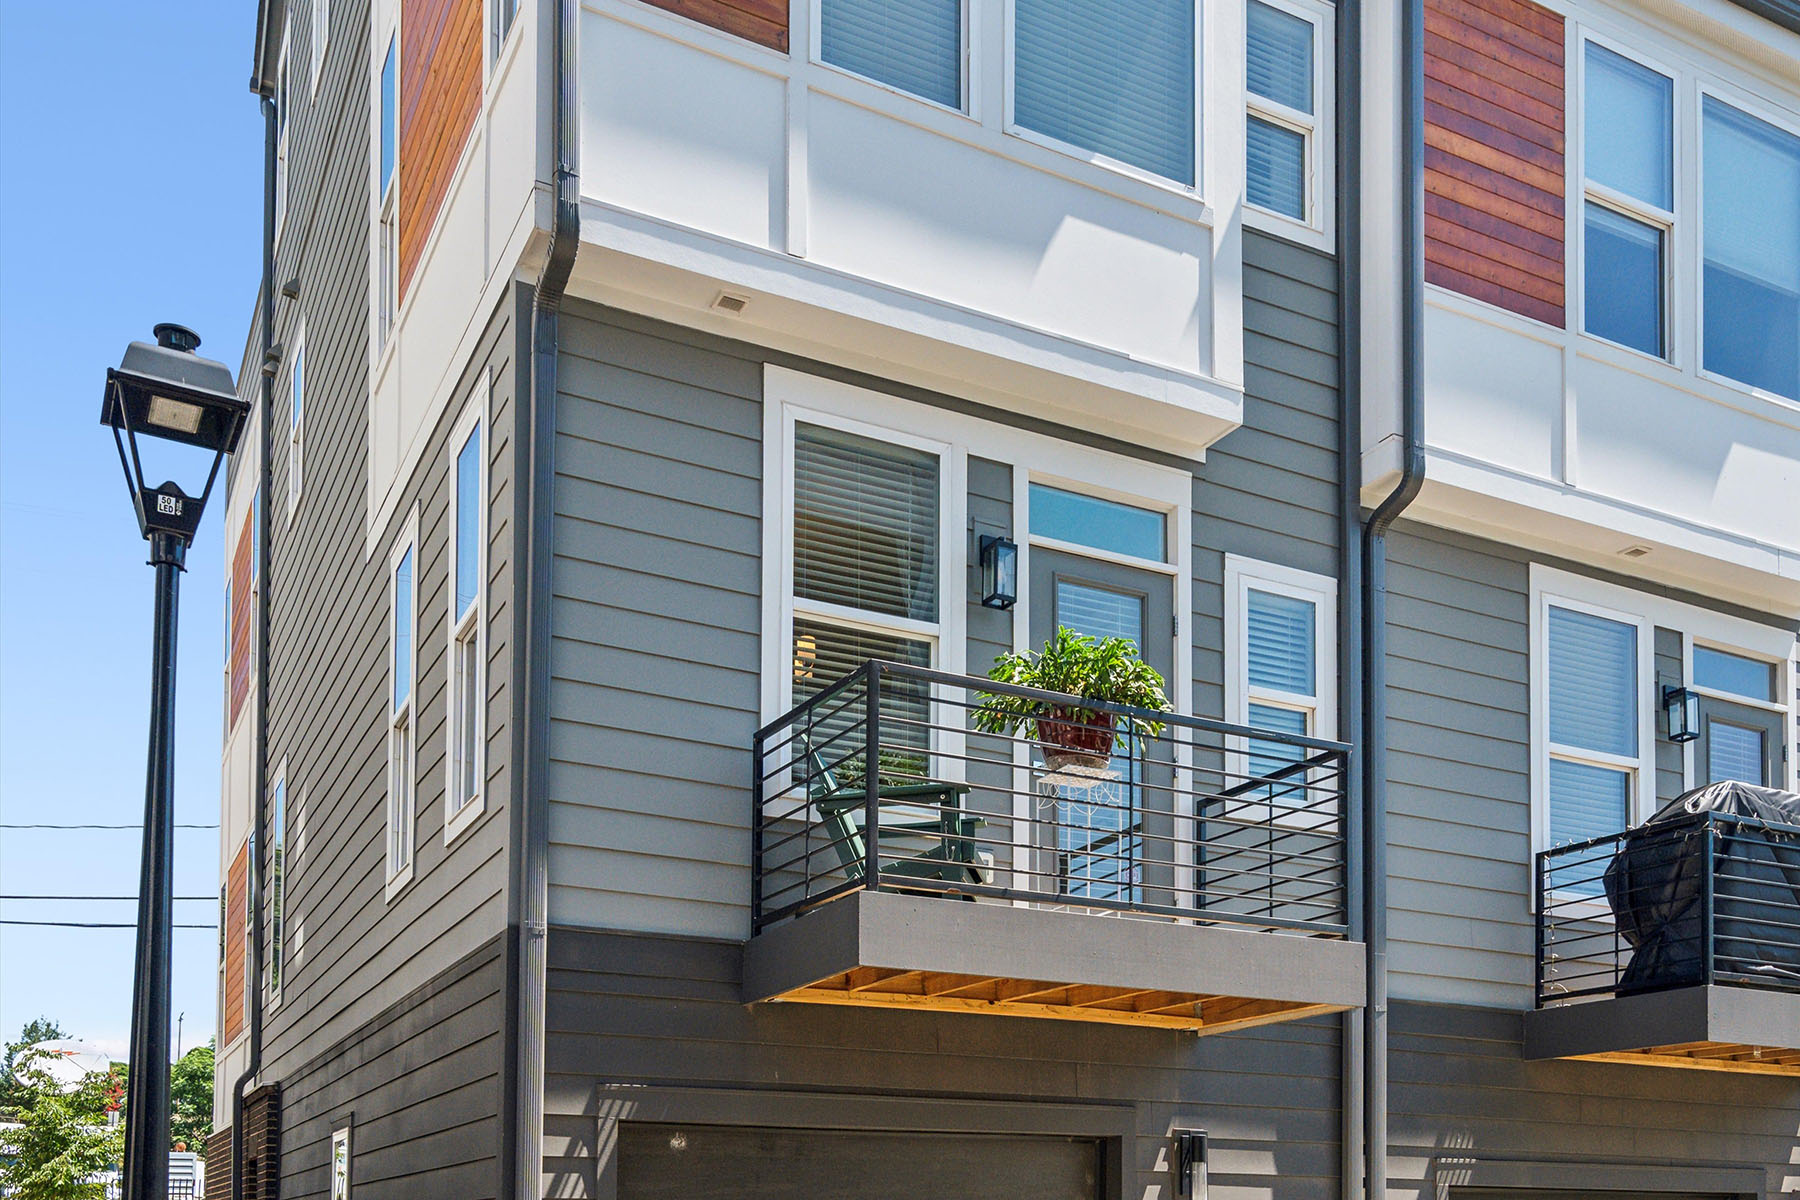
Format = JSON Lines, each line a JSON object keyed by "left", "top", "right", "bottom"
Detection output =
{"left": 1247, "top": 588, "right": 1315, "bottom": 697}
{"left": 1547, "top": 757, "right": 1629, "bottom": 847}
{"left": 1245, "top": 0, "right": 1315, "bottom": 221}
{"left": 1547, "top": 606, "right": 1637, "bottom": 758}
{"left": 1247, "top": 0, "right": 1311, "bottom": 112}
{"left": 794, "top": 422, "right": 938, "bottom": 622}
{"left": 1586, "top": 44, "right": 1672, "bottom": 209}
{"left": 1012, "top": 0, "right": 1194, "bottom": 184}
{"left": 1581, "top": 44, "right": 1672, "bottom": 357}
{"left": 821, "top": 0, "right": 961, "bottom": 109}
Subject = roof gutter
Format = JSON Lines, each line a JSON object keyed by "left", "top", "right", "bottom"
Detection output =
{"left": 230, "top": 38, "right": 283, "bottom": 1197}
{"left": 1357, "top": 0, "right": 1427, "bottom": 1195}
{"left": 511, "top": 0, "right": 580, "bottom": 1192}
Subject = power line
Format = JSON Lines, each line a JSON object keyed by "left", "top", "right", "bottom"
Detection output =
{"left": 2, "top": 895, "right": 215, "bottom": 902}
{"left": 0, "top": 823, "right": 218, "bottom": 830}
{"left": 0, "top": 928, "right": 216, "bottom": 935}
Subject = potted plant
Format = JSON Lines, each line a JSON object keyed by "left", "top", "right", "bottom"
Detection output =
{"left": 972, "top": 626, "right": 1171, "bottom": 770}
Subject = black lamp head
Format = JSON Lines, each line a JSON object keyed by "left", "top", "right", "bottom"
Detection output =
{"left": 101, "top": 324, "right": 248, "bottom": 546}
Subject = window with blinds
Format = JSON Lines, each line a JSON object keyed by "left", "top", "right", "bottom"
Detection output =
{"left": 1545, "top": 605, "right": 1638, "bottom": 866}
{"left": 821, "top": 0, "right": 962, "bottom": 109}
{"left": 790, "top": 422, "right": 941, "bottom": 724}
{"left": 1245, "top": 0, "right": 1315, "bottom": 221}
{"left": 1245, "top": 587, "right": 1317, "bottom": 785}
{"left": 1012, "top": 0, "right": 1194, "bottom": 185}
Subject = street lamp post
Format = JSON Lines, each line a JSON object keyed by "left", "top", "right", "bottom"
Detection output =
{"left": 101, "top": 324, "right": 248, "bottom": 1200}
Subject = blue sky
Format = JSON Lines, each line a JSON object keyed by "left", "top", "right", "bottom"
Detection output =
{"left": 1, "top": 2, "right": 262, "bottom": 1060}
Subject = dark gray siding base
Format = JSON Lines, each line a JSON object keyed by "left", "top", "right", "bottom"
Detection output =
{"left": 1389, "top": 999, "right": 1797, "bottom": 1198}
{"left": 544, "top": 925, "right": 1344, "bottom": 1199}
{"left": 276, "top": 934, "right": 509, "bottom": 1199}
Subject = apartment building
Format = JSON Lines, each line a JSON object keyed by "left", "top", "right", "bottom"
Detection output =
{"left": 208, "top": 0, "right": 1800, "bottom": 1195}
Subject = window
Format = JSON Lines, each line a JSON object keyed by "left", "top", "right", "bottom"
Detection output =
{"left": 1702, "top": 96, "right": 1800, "bottom": 402}
{"left": 1245, "top": 0, "right": 1325, "bottom": 230}
{"left": 288, "top": 326, "right": 304, "bottom": 510}
{"left": 788, "top": 420, "right": 941, "bottom": 727}
{"left": 387, "top": 521, "right": 417, "bottom": 896}
{"left": 1012, "top": 0, "right": 1195, "bottom": 184}
{"left": 1581, "top": 43, "right": 1673, "bottom": 358}
{"left": 490, "top": 0, "right": 519, "bottom": 66}
{"left": 376, "top": 32, "right": 399, "bottom": 352}
{"left": 331, "top": 1126, "right": 351, "bottom": 1200}
{"left": 1028, "top": 483, "right": 1166, "bottom": 562}
{"left": 312, "top": 0, "right": 329, "bottom": 93}
{"left": 268, "top": 767, "right": 286, "bottom": 1004}
{"left": 275, "top": 20, "right": 291, "bottom": 236}
{"left": 1225, "top": 557, "right": 1337, "bottom": 823}
{"left": 820, "top": 0, "right": 962, "bottom": 109}
{"left": 1693, "top": 644, "right": 1776, "bottom": 703}
{"left": 446, "top": 409, "right": 485, "bottom": 842}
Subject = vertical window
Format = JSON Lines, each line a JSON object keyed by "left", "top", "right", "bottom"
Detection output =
{"left": 1226, "top": 558, "right": 1337, "bottom": 824}
{"left": 1012, "top": 0, "right": 1195, "bottom": 185}
{"left": 275, "top": 20, "right": 291, "bottom": 237}
{"left": 331, "top": 1127, "right": 352, "bottom": 1200}
{"left": 490, "top": 0, "right": 519, "bottom": 65}
{"left": 312, "top": 0, "right": 330, "bottom": 93}
{"left": 1245, "top": 0, "right": 1320, "bottom": 224}
{"left": 288, "top": 328, "right": 304, "bottom": 510}
{"left": 377, "top": 33, "right": 399, "bottom": 351}
{"left": 1543, "top": 604, "right": 1642, "bottom": 894}
{"left": 789, "top": 422, "right": 940, "bottom": 743}
{"left": 268, "top": 769, "right": 286, "bottom": 1004}
{"left": 387, "top": 528, "right": 416, "bottom": 895}
{"left": 1702, "top": 96, "right": 1800, "bottom": 402}
{"left": 1581, "top": 44, "right": 1673, "bottom": 358}
{"left": 821, "top": 0, "right": 962, "bottom": 109}
{"left": 447, "top": 412, "right": 485, "bottom": 840}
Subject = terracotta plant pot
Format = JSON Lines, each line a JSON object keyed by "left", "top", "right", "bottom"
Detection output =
{"left": 1036, "top": 707, "right": 1115, "bottom": 771}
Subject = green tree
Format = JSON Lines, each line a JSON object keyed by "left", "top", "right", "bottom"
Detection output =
{"left": 169, "top": 1041, "right": 214, "bottom": 1152}
{"left": 0, "top": 1049, "right": 124, "bottom": 1200}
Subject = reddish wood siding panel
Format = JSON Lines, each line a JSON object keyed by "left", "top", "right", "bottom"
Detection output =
{"left": 224, "top": 842, "right": 248, "bottom": 1045}
{"left": 399, "top": 0, "right": 482, "bottom": 297}
{"left": 228, "top": 507, "right": 254, "bottom": 727}
{"left": 638, "top": 0, "right": 788, "bottom": 51}
{"left": 1423, "top": 0, "right": 1566, "bottom": 325}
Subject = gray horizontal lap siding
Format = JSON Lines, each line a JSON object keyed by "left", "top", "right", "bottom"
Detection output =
{"left": 248, "top": 0, "right": 520, "bottom": 1179}
{"left": 1388, "top": 999, "right": 1799, "bottom": 1197}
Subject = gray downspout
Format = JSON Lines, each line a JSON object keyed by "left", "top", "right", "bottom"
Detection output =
{"left": 1359, "top": 0, "right": 1427, "bottom": 1195}
{"left": 230, "top": 89, "right": 278, "bottom": 1200}
{"left": 1334, "top": 0, "right": 1365, "bottom": 1195}
{"left": 514, "top": 0, "right": 580, "bottom": 1193}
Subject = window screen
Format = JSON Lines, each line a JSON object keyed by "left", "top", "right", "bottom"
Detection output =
{"left": 793, "top": 423, "right": 938, "bottom": 623}
{"left": 1012, "top": 0, "right": 1194, "bottom": 184}
{"left": 822, "top": 0, "right": 961, "bottom": 108}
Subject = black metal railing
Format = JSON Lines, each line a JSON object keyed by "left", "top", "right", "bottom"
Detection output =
{"left": 1536, "top": 811, "right": 1800, "bottom": 1006}
{"left": 752, "top": 661, "right": 1353, "bottom": 936}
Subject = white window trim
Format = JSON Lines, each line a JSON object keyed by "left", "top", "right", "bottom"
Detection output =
{"left": 761, "top": 366, "right": 1195, "bottom": 904}
{"left": 1242, "top": 0, "right": 1336, "bottom": 251}
{"left": 386, "top": 508, "right": 420, "bottom": 900}
{"left": 1223, "top": 555, "right": 1338, "bottom": 826}
{"left": 807, "top": 0, "right": 977, "bottom": 120}
{"left": 1529, "top": 564, "right": 1799, "bottom": 860}
{"left": 275, "top": 18, "right": 292, "bottom": 241}
{"left": 288, "top": 322, "right": 305, "bottom": 514}
{"left": 445, "top": 397, "right": 488, "bottom": 846}
{"left": 312, "top": 0, "right": 330, "bottom": 95}
{"left": 1574, "top": 33, "right": 1679, "bottom": 366}
{"left": 267, "top": 760, "right": 287, "bottom": 1009}
{"left": 370, "top": 21, "right": 400, "bottom": 376}
{"left": 331, "top": 1125, "right": 352, "bottom": 1200}
{"left": 485, "top": 0, "right": 523, "bottom": 90}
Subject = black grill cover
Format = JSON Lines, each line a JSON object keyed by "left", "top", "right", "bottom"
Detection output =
{"left": 1604, "top": 781, "right": 1800, "bottom": 994}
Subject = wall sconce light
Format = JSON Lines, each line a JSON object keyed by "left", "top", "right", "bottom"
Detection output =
{"left": 980, "top": 535, "right": 1017, "bottom": 610}
{"left": 1663, "top": 685, "right": 1699, "bottom": 744}
{"left": 1173, "top": 1130, "right": 1208, "bottom": 1198}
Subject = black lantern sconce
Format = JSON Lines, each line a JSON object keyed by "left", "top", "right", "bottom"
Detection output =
{"left": 1173, "top": 1129, "right": 1208, "bottom": 1198}
{"left": 979, "top": 534, "right": 1017, "bottom": 610}
{"left": 1663, "top": 685, "right": 1700, "bottom": 744}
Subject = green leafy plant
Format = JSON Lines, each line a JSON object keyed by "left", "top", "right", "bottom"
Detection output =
{"left": 971, "top": 626, "right": 1170, "bottom": 751}
{"left": 0, "top": 1048, "right": 125, "bottom": 1200}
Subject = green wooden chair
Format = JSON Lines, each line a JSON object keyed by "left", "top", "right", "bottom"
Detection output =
{"left": 801, "top": 734, "right": 986, "bottom": 888}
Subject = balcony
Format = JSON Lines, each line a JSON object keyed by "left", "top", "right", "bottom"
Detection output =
{"left": 1529, "top": 812, "right": 1800, "bottom": 1075}
{"left": 743, "top": 662, "right": 1364, "bottom": 1032}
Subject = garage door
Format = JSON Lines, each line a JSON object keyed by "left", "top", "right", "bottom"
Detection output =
{"left": 618, "top": 1123, "right": 1102, "bottom": 1200}
{"left": 1456, "top": 1191, "right": 1727, "bottom": 1200}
